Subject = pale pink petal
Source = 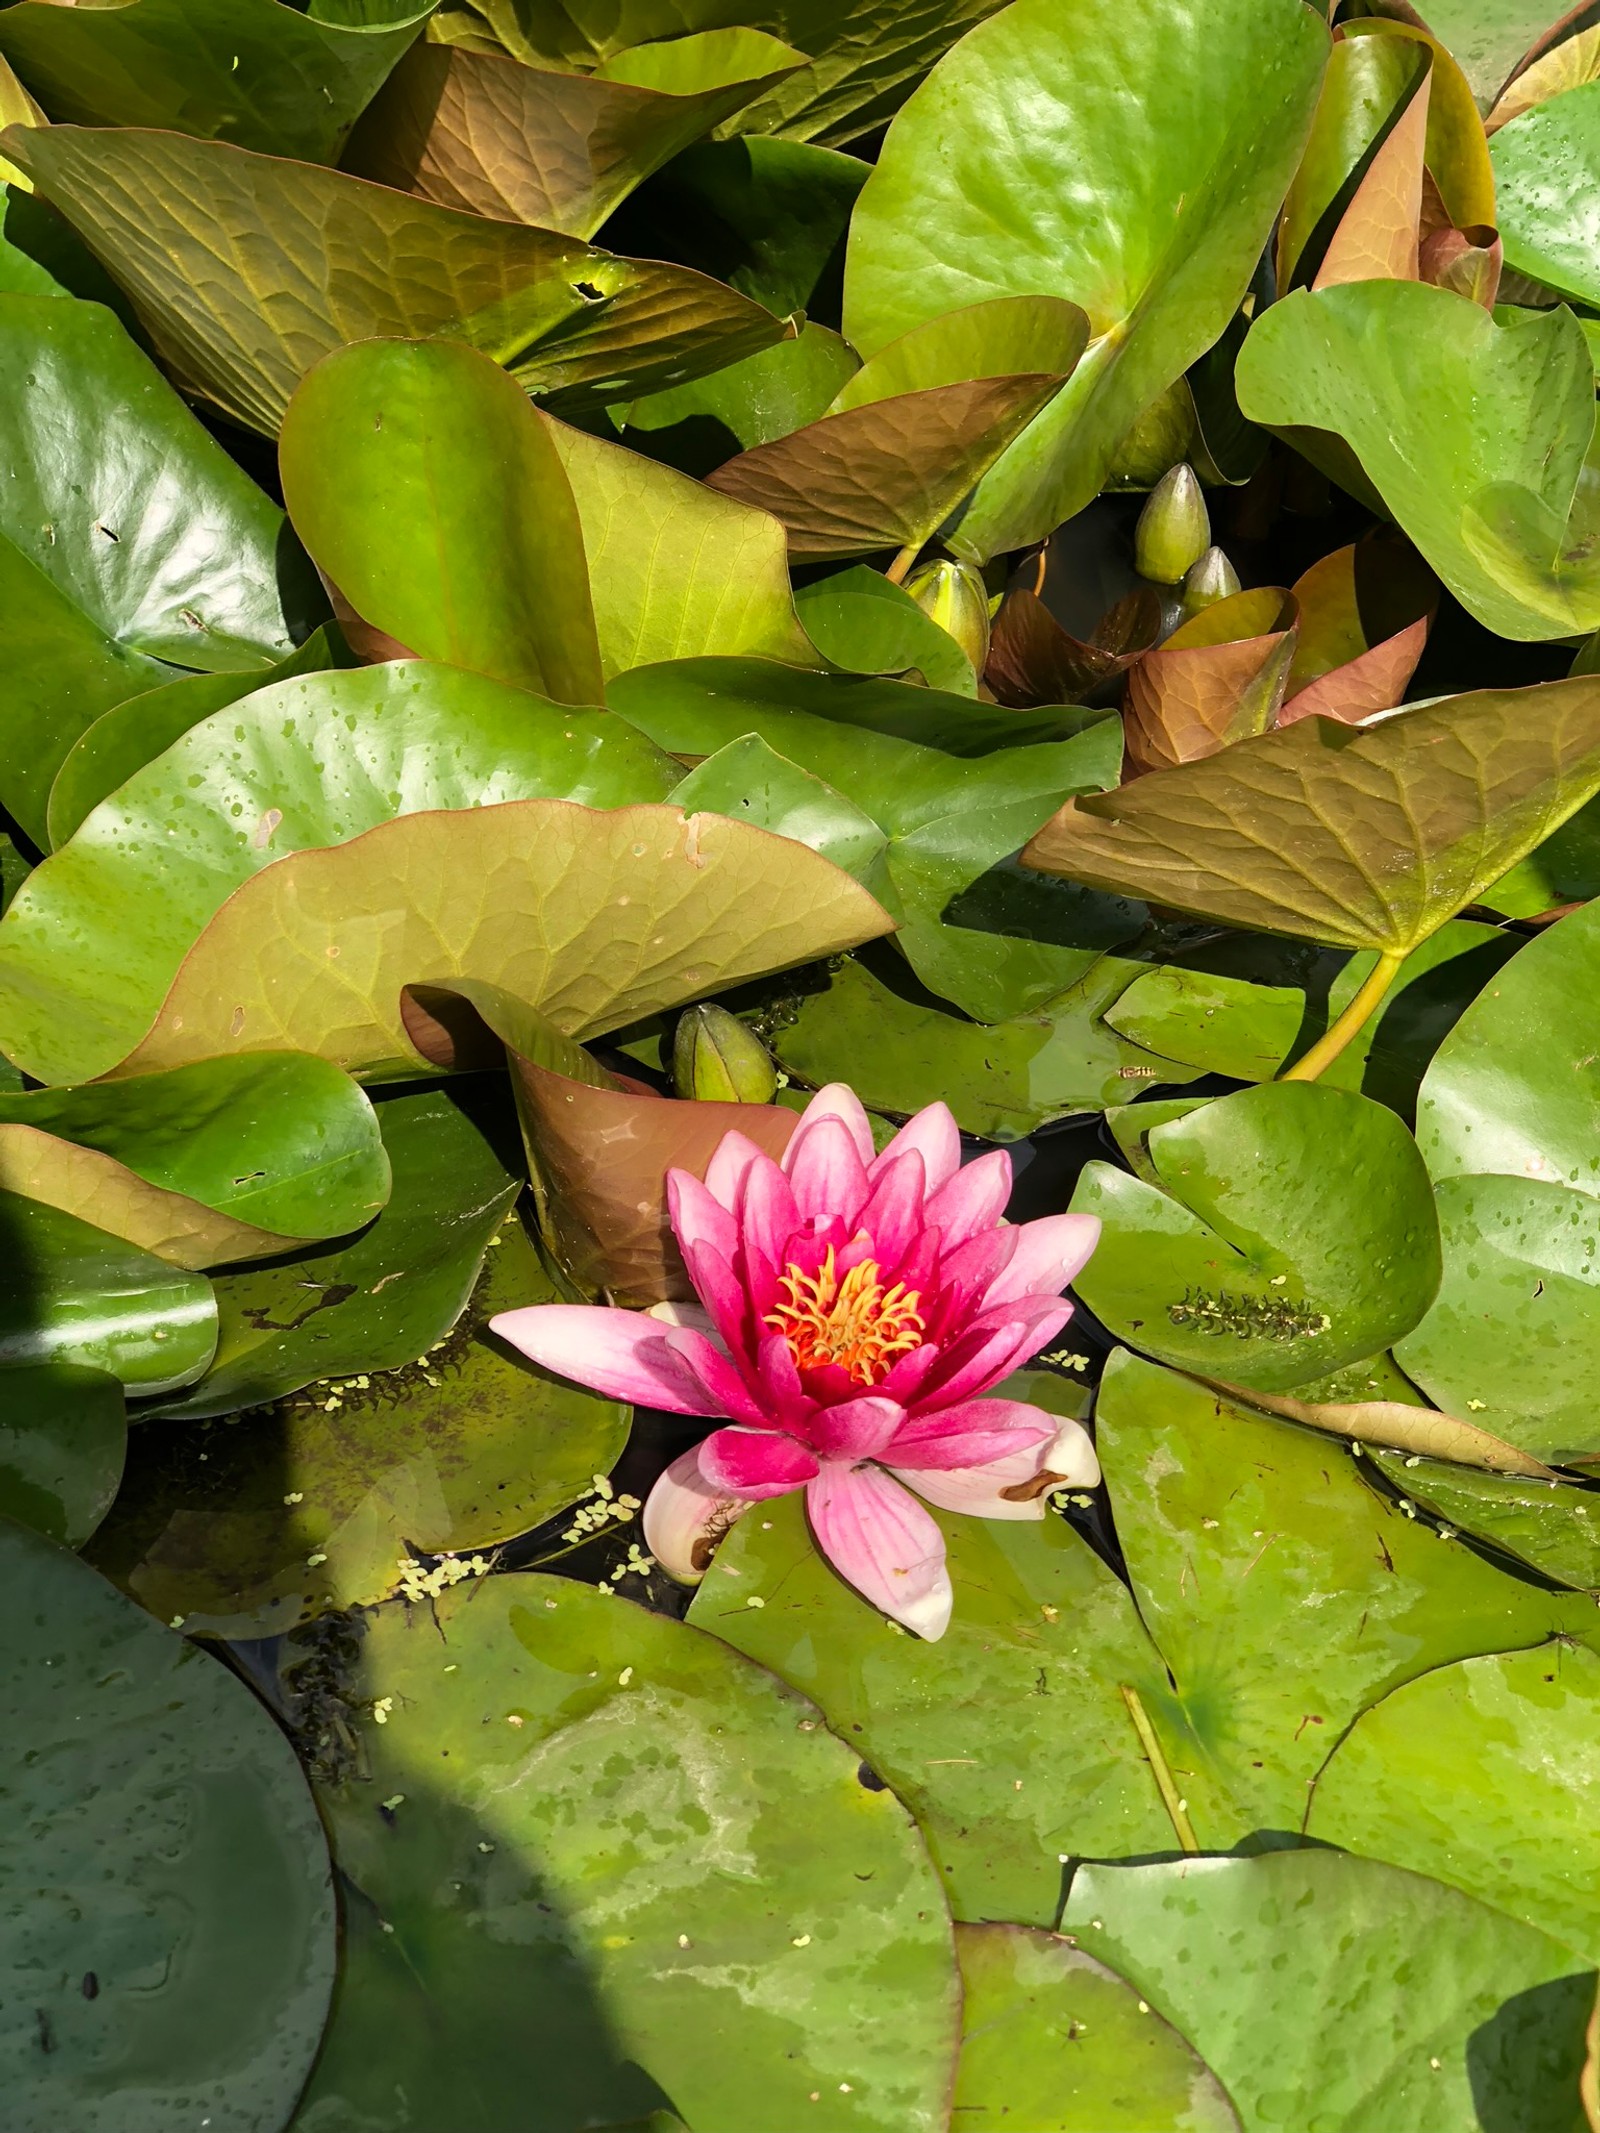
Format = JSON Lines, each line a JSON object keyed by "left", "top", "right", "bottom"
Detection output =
{"left": 786, "top": 1081, "right": 876, "bottom": 1169}
{"left": 786, "top": 1115, "right": 870, "bottom": 1224}
{"left": 980, "top": 1213, "right": 1101, "bottom": 1310}
{"left": 914, "top": 1302, "right": 1072, "bottom": 1408}
{"left": 646, "top": 1299, "right": 720, "bottom": 1340}
{"left": 703, "top": 1129, "right": 769, "bottom": 1214}
{"left": 925, "top": 1149, "right": 1012, "bottom": 1245}
{"left": 698, "top": 1426, "right": 819, "bottom": 1496}
{"left": 736, "top": 1153, "right": 800, "bottom": 1273}
{"left": 806, "top": 1395, "right": 904, "bottom": 1462}
{"left": 893, "top": 1418, "right": 1099, "bottom": 1520}
{"left": 666, "top": 1168, "right": 740, "bottom": 1263}
{"left": 855, "top": 1149, "right": 927, "bottom": 1266}
{"left": 492, "top": 1304, "right": 731, "bottom": 1416}
{"left": 644, "top": 1445, "right": 750, "bottom": 1581}
{"left": 885, "top": 1396, "right": 1056, "bottom": 1470}
{"left": 870, "top": 1102, "right": 961, "bottom": 1193}
{"left": 805, "top": 1464, "right": 953, "bottom": 1640}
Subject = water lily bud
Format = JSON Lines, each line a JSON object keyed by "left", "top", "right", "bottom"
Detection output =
{"left": 672, "top": 1003, "right": 777, "bottom": 1105}
{"left": 1134, "top": 463, "right": 1210, "bottom": 585}
{"left": 1180, "top": 545, "right": 1242, "bottom": 617}
{"left": 904, "top": 556, "right": 991, "bottom": 675}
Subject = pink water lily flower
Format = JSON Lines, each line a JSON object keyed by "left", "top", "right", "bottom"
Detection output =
{"left": 492, "top": 1083, "right": 1100, "bottom": 1640}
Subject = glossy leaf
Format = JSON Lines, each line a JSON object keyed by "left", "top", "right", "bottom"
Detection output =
{"left": 985, "top": 584, "right": 1163, "bottom": 710}
{"left": 668, "top": 732, "right": 890, "bottom": 879}
{"left": 0, "top": 0, "right": 429, "bottom": 163}
{"left": 842, "top": 0, "right": 1329, "bottom": 556}
{"left": 1315, "top": 61, "right": 1430, "bottom": 288}
{"left": 1224, "top": 1377, "right": 1556, "bottom": 1479}
{"left": 0, "top": 1054, "right": 389, "bottom": 1269}
{"left": 1492, "top": 79, "right": 1600, "bottom": 309}
{"left": 3, "top": 124, "right": 785, "bottom": 435}
{"left": 794, "top": 565, "right": 978, "bottom": 696}
{"left": 281, "top": 339, "right": 605, "bottom": 706}
{"left": 345, "top": 31, "right": 804, "bottom": 237}
{"left": 706, "top": 372, "right": 1065, "bottom": 559}
{"left": 1404, "top": 0, "right": 1558, "bottom": 109}
{"left": 691, "top": 1452, "right": 1177, "bottom": 1927}
{"left": 143, "top": 1086, "right": 519, "bottom": 1423}
{"left": 951, "top": 1924, "right": 1241, "bottom": 2133}
{"left": 1094, "top": 1351, "right": 1592, "bottom": 1846}
{"left": 0, "top": 1361, "right": 124, "bottom": 1547}
{"left": 1071, "top": 1083, "right": 1441, "bottom": 1392}
{"left": 295, "top": 1573, "right": 960, "bottom": 2132}
{"left": 1279, "top": 27, "right": 1430, "bottom": 287}
{"left": 829, "top": 293, "right": 1089, "bottom": 413}
{"left": 1372, "top": 1450, "right": 1600, "bottom": 1588}
{"left": 1281, "top": 534, "right": 1436, "bottom": 724}
{"left": 0, "top": 1193, "right": 216, "bottom": 1394}
{"left": 614, "top": 322, "right": 860, "bottom": 471}
{"left": 1489, "top": 23, "right": 1600, "bottom": 132}
{"left": 0, "top": 1520, "right": 336, "bottom": 2133}
{"left": 91, "top": 1219, "right": 627, "bottom": 1637}
{"left": 1024, "top": 682, "right": 1600, "bottom": 954}
{"left": 0, "top": 661, "right": 682, "bottom": 1086}
{"left": 1062, "top": 1851, "right": 1596, "bottom": 2133}
{"left": 1238, "top": 281, "right": 1600, "bottom": 640}
{"left": 1123, "top": 588, "right": 1297, "bottom": 777}
{"left": 0, "top": 292, "right": 313, "bottom": 843}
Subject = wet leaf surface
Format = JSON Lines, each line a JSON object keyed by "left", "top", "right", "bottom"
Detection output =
{"left": 0, "top": 1360, "right": 125, "bottom": 1547}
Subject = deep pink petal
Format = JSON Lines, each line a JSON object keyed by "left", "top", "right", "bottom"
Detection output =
{"left": 736, "top": 1153, "right": 800, "bottom": 1274}
{"left": 893, "top": 1417, "right": 1099, "bottom": 1520}
{"left": 925, "top": 1149, "right": 1012, "bottom": 1246}
{"left": 806, "top": 1395, "right": 904, "bottom": 1463}
{"left": 886, "top": 1396, "right": 1056, "bottom": 1471}
{"left": 805, "top": 1464, "right": 952, "bottom": 1639}
{"left": 785, "top": 1115, "right": 870, "bottom": 1225}
{"left": 914, "top": 1303, "right": 1073, "bottom": 1408}
{"left": 662, "top": 1327, "right": 770, "bottom": 1425}
{"left": 698, "top": 1426, "right": 819, "bottom": 1496}
{"left": 786, "top": 1082, "right": 876, "bottom": 1169}
{"left": 666, "top": 1168, "right": 740, "bottom": 1263}
{"left": 878, "top": 1341, "right": 946, "bottom": 1406}
{"left": 855, "top": 1149, "right": 927, "bottom": 1266}
{"left": 644, "top": 1444, "right": 749, "bottom": 1580}
{"left": 871, "top": 1102, "right": 960, "bottom": 1194}
{"left": 980, "top": 1213, "right": 1101, "bottom": 1310}
{"left": 492, "top": 1304, "right": 731, "bottom": 1416}
{"left": 678, "top": 1234, "right": 756, "bottom": 1356}
{"left": 753, "top": 1329, "right": 812, "bottom": 1425}
{"left": 703, "top": 1129, "right": 769, "bottom": 1214}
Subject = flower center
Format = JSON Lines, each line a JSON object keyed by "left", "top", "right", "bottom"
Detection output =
{"left": 765, "top": 1245, "right": 925, "bottom": 1386}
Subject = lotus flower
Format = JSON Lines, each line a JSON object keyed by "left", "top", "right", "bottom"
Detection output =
{"left": 492, "top": 1084, "right": 1100, "bottom": 1639}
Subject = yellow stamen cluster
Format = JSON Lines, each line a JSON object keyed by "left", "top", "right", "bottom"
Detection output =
{"left": 765, "top": 1245, "right": 925, "bottom": 1386}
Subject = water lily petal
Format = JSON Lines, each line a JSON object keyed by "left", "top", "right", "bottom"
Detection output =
{"left": 644, "top": 1444, "right": 749, "bottom": 1580}
{"left": 666, "top": 1167, "right": 741, "bottom": 1263}
{"left": 677, "top": 1233, "right": 756, "bottom": 1355}
{"left": 925, "top": 1148, "right": 1013, "bottom": 1245}
{"left": 915, "top": 1302, "right": 1072, "bottom": 1408}
{"left": 736, "top": 1150, "right": 800, "bottom": 1273}
{"left": 699, "top": 1425, "right": 819, "bottom": 1496}
{"left": 855, "top": 1148, "right": 928, "bottom": 1267}
{"left": 491, "top": 1304, "right": 737, "bottom": 1415}
{"left": 786, "top": 1114, "right": 871, "bottom": 1225}
{"left": 879, "top": 1340, "right": 946, "bottom": 1406}
{"left": 806, "top": 1394, "right": 904, "bottom": 1462}
{"left": 885, "top": 1396, "right": 1056, "bottom": 1470}
{"left": 806, "top": 1463, "right": 953, "bottom": 1640}
{"left": 662, "top": 1326, "right": 770, "bottom": 1426}
{"left": 703, "top": 1128, "right": 771, "bottom": 1214}
{"left": 870, "top": 1101, "right": 961, "bottom": 1193}
{"left": 981, "top": 1213, "right": 1100, "bottom": 1309}
{"left": 787, "top": 1081, "right": 876, "bottom": 1169}
{"left": 646, "top": 1299, "right": 720, "bottom": 1341}
{"left": 894, "top": 1416, "right": 1099, "bottom": 1519}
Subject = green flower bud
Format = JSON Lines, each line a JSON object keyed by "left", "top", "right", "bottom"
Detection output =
{"left": 903, "top": 556, "right": 991, "bottom": 675}
{"left": 1134, "top": 463, "right": 1210, "bottom": 586}
{"left": 672, "top": 1004, "right": 777, "bottom": 1105}
{"left": 1180, "top": 545, "right": 1242, "bottom": 617}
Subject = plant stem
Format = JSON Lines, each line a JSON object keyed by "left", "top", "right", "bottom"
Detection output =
{"left": 1279, "top": 949, "right": 1406, "bottom": 1083}
{"left": 884, "top": 542, "right": 921, "bottom": 585}
{"left": 1119, "top": 1683, "right": 1199, "bottom": 1854}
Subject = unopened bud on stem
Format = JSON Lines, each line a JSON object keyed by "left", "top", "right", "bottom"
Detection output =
{"left": 1134, "top": 463, "right": 1210, "bottom": 585}
{"left": 903, "top": 556, "right": 991, "bottom": 675}
{"left": 1180, "top": 545, "right": 1242, "bottom": 616}
{"left": 673, "top": 1004, "right": 777, "bottom": 1105}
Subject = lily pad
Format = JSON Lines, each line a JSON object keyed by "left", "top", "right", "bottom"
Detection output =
{"left": 1123, "top": 588, "right": 1297, "bottom": 776}
{"left": 1062, "top": 1850, "right": 1596, "bottom": 2133}
{"left": 1070, "top": 1082, "right": 1441, "bottom": 1393}
{"left": 281, "top": 340, "right": 605, "bottom": 706}
{"left": 1371, "top": 1450, "right": 1600, "bottom": 1591}
{"left": 1023, "top": 682, "right": 1600, "bottom": 954}
{"left": 0, "top": 291, "right": 314, "bottom": 843}
{"left": 668, "top": 733, "right": 889, "bottom": 881}
{"left": 951, "top": 1923, "right": 1241, "bottom": 2133}
{"left": 91, "top": 1217, "right": 627, "bottom": 1636}
{"left": 829, "top": 292, "right": 1090, "bottom": 414}
{"left": 691, "top": 1463, "right": 1177, "bottom": 1928}
{"left": 794, "top": 564, "right": 978, "bottom": 696}
{"left": 292, "top": 1574, "right": 960, "bottom": 2132}
{"left": 1406, "top": 0, "right": 1557, "bottom": 109}
{"left": 841, "top": 0, "right": 1329, "bottom": 555}
{"left": 0, "top": 1360, "right": 125, "bottom": 1547}
{"left": 1, "top": 1520, "right": 337, "bottom": 2133}
{"left": 1492, "top": 79, "right": 1600, "bottom": 309}
{"left": 615, "top": 320, "right": 861, "bottom": 471}
{"left": 1308, "top": 1642, "right": 1600, "bottom": 1963}
{"left": 1093, "top": 1350, "right": 1590, "bottom": 1845}
{"left": 1281, "top": 534, "right": 1437, "bottom": 725}
{"left": 2, "top": 124, "right": 785, "bottom": 435}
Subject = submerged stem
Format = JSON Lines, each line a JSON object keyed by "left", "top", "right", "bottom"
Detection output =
{"left": 1119, "top": 1683, "right": 1199, "bottom": 1854}
{"left": 1279, "top": 949, "right": 1406, "bottom": 1084}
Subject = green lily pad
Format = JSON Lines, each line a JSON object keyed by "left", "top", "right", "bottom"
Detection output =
{"left": 281, "top": 340, "right": 605, "bottom": 707}
{"left": 669, "top": 733, "right": 890, "bottom": 880}
{"left": 1070, "top": 1083, "right": 1441, "bottom": 1393}
{"left": 1492, "top": 80, "right": 1600, "bottom": 309}
{"left": 0, "top": 291, "right": 314, "bottom": 843}
{"left": 140, "top": 1085, "right": 520, "bottom": 1422}
{"left": 1024, "top": 683, "right": 1600, "bottom": 953}
{"left": 1309, "top": 1641, "right": 1600, "bottom": 1963}
{"left": 1480, "top": 791, "right": 1600, "bottom": 918}
{"left": 772, "top": 949, "right": 1200, "bottom": 1139}
{"left": 951, "top": 1923, "right": 1241, "bottom": 2133}
{"left": 0, "top": 1054, "right": 389, "bottom": 1268}
{"left": 1395, "top": 1173, "right": 1600, "bottom": 1466}
{"left": 1371, "top": 1449, "right": 1600, "bottom": 1592}
{"left": 842, "top": 0, "right": 1328, "bottom": 556}
{"left": 829, "top": 293, "right": 1090, "bottom": 414}
{"left": 1104, "top": 923, "right": 1519, "bottom": 1121}
{"left": 0, "top": 0, "right": 429, "bottom": 163}
{"left": 0, "top": 1361, "right": 125, "bottom": 1546}
{"left": 1093, "top": 1350, "right": 1591, "bottom": 1846}
{"left": 1407, "top": 0, "right": 1554, "bottom": 108}
{"left": 291, "top": 1574, "right": 960, "bottom": 2132}
{"left": 1237, "top": 282, "right": 1600, "bottom": 640}
{"left": 0, "top": 1517, "right": 336, "bottom": 2132}
{"left": 1061, "top": 1850, "right": 1596, "bottom": 2133}
{"left": 0, "top": 1193, "right": 216, "bottom": 1395}
{"left": 91, "top": 1217, "right": 626, "bottom": 1635}
{"left": 0, "top": 661, "right": 681, "bottom": 1086}
{"left": 690, "top": 1455, "right": 1177, "bottom": 1927}
{"left": 2, "top": 124, "right": 784, "bottom": 435}
{"left": 616, "top": 322, "right": 860, "bottom": 472}
{"left": 793, "top": 565, "right": 978, "bottom": 696}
